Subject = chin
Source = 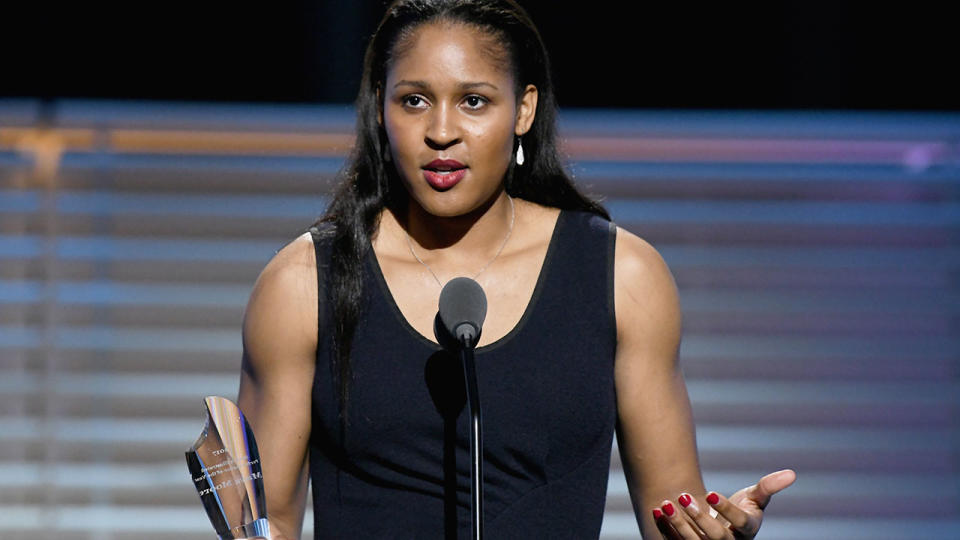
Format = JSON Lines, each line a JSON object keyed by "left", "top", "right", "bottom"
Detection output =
{"left": 415, "top": 198, "right": 472, "bottom": 218}
{"left": 411, "top": 189, "right": 488, "bottom": 219}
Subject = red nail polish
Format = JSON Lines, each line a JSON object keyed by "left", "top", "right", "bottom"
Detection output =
{"left": 706, "top": 492, "right": 720, "bottom": 505}
{"left": 652, "top": 508, "right": 663, "bottom": 520}
{"left": 662, "top": 502, "right": 675, "bottom": 517}
{"left": 679, "top": 494, "right": 692, "bottom": 507}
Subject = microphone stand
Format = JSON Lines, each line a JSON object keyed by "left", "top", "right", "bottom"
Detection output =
{"left": 436, "top": 277, "right": 488, "bottom": 540}
{"left": 459, "top": 336, "right": 483, "bottom": 540}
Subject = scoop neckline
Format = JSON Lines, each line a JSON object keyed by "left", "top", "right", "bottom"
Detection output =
{"left": 366, "top": 208, "right": 566, "bottom": 354}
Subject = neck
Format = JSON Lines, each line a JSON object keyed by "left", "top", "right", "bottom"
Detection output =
{"left": 403, "top": 190, "right": 514, "bottom": 254}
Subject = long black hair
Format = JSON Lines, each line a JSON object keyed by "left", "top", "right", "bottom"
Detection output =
{"left": 314, "top": 0, "right": 609, "bottom": 423}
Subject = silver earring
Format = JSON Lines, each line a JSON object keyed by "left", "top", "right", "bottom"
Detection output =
{"left": 383, "top": 144, "right": 391, "bottom": 162}
{"left": 516, "top": 137, "right": 525, "bottom": 166}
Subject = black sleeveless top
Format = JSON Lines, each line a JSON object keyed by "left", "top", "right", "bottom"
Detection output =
{"left": 308, "top": 209, "right": 618, "bottom": 539}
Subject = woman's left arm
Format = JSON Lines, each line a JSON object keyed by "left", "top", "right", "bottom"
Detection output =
{"left": 613, "top": 226, "right": 702, "bottom": 538}
{"left": 612, "top": 227, "right": 794, "bottom": 539}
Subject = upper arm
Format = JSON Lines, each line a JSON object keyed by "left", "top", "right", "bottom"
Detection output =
{"left": 613, "top": 227, "right": 704, "bottom": 538}
{"left": 237, "top": 231, "right": 318, "bottom": 539}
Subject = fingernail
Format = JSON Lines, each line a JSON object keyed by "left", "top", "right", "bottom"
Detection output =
{"left": 652, "top": 508, "right": 663, "bottom": 520}
{"left": 706, "top": 492, "right": 720, "bottom": 505}
{"left": 679, "top": 493, "right": 692, "bottom": 507}
{"left": 662, "top": 502, "right": 675, "bottom": 516}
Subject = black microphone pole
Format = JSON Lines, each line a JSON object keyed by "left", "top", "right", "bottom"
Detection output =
{"left": 460, "top": 335, "right": 483, "bottom": 540}
{"left": 437, "top": 277, "right": 486, "bottom": 540}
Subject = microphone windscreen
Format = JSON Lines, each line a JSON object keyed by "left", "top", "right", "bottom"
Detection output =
{"left": 438, "top": 277, "right": 487, "bottom": 342}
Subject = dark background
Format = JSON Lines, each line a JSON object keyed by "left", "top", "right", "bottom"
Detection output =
{"left": 6, "top": 1, "right": 957, "bottom": 110}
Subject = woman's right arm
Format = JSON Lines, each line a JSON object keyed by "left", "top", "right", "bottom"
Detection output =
{"left": 237, "top": 232, "right": 318, "bottom": 540}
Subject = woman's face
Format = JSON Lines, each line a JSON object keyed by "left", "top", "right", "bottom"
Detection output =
{"left": 382, "top": 22, "right": 537, "bottom": 218}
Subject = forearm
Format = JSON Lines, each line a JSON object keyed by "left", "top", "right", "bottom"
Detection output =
{"left": 266, "top": 460, "right": 310, "bottom": 540}
{"left": 617, "top": 369, "right": 707, "bottom": 537}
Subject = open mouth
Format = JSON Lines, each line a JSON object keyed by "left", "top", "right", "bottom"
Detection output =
{"left": 422, "top": 159, "right": 468, "bottom": 189}
{"left": 423, "top": 166, "right": 467, "bottom": 190}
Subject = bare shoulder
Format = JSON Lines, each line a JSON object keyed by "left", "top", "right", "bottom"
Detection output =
{"left": 243, "top": 231, "right": 318, "bottom": 369}
{"left": 614, "top": 226, "right": 676, "bottom": 293}
{"left": 249, "top": 231, "right": 317, "bottom": 313}
{"left": 613, "top": 226, "right": 682, "bottom": 354}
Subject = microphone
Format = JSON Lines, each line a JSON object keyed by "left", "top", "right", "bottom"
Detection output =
{"left": 436, "top": 276, "right": 487, "bottom": 540}
{"left": 438, "top": 277, "right": 487, "bottom": 349}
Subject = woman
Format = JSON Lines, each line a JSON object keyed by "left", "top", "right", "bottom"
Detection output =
{"left": 237, "top": 1, "right": 795, "bottom": 538}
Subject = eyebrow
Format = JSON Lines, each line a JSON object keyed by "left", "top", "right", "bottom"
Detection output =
{"left": 393, "top": 79, "right": 499, "bottom": 91}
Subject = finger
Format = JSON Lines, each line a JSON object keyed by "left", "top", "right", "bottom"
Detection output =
{"left": 660, "top": 500, "right": 702, "bottom": 540}
{"left": 747, "top": 469, "right": 797, "bottom": 509}
{"left": 652, "top": 507, "right": 683, "bottom": 540}
{"left": 679, "top": 493, "right": 733, "bottom": 540}
{"left": 705, "top": 490, "right": 754, "bottom": 534}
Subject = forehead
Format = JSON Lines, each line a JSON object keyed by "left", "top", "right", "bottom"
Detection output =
{"left": 387, "top": 21, "right": 513, "bottom": 90}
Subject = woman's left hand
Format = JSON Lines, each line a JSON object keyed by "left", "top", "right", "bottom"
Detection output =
{"left": 652, "top": 469, "right": 797, "bottom": 539}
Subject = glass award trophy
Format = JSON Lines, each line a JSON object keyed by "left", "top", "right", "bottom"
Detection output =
{"left": 186, "top": 396, "right": 271, "bottom": 539}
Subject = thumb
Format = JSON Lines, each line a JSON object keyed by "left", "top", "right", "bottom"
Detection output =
{"left": 748, "top": 469, "right": 797, "bottom": 508}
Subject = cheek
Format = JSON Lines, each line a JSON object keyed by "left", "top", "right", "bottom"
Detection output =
{"left": 469, "top": 115, "right": 515, "bottom": 162}
{"left": 384, "top": 113, "right": 419, "bottom": 162}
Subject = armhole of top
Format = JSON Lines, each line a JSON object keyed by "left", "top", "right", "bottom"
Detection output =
{"left": 307, "top": 226, "right": 328, "bottom": 348}
{"left": 606, "top": 220, "right": 618, "bottom": 351}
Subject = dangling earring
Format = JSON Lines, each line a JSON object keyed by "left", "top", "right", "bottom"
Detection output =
{"left": 516, "top": 137, "right": 525, "bottom": 166}
{"left": 382, "top": 143, "right": 392, "bottom": 162}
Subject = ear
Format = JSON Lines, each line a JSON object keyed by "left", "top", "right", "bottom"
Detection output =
{"left": 514, "top": 84, "right": 538, "bottom": 136}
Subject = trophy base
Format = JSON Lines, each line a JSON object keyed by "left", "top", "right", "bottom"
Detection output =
{"left": 222, "top": 517, "right": 271, "bottom": 540}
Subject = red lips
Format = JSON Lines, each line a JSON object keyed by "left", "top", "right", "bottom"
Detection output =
{"left": 422, "top": 159, "right": 467, "bottom": 190}
{"left": 424, "top": 159, "right": 466, "bottom": 171}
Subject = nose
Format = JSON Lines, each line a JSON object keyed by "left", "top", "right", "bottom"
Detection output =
{"left": 424, "top": 102, "right": 461, "bottom": 149}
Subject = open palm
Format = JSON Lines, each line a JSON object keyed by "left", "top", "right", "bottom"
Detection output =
{"left": 654, "top": 469, "right": 797, "bottom": 539}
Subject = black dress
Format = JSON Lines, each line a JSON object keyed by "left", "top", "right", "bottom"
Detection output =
{"left": 307, "top": 209, "right": 618, "bottom": 539}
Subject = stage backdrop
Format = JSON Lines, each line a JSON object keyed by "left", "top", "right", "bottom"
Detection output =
{"left": 1, "top": 99, "right": 959, "bottom": 539}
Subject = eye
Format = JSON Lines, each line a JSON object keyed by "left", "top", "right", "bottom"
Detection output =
{"left": 462, "top": 94, "right": 489, "bottom": 110}
{"left": 402, "top": 95, "right": 429, "bottom": 109}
